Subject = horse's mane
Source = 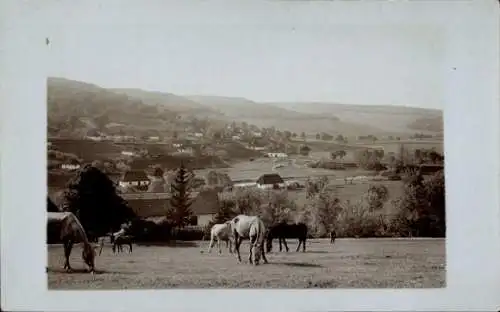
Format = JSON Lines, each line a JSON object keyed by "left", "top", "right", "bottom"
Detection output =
{"left": 62, "top": 212, "right": 90, "bottom": 244}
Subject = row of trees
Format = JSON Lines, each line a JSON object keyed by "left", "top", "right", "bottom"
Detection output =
{"left": 48, "top": 161, "right": 197, "bottom": 240}
{"left": 209, "top": 169, "right": 445, "bottom": 238}
{"left": 48, "top": 161, "right": 445, "bottom": 241}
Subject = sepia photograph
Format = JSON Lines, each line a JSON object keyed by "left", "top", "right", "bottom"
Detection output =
{"left": 2, "top": 0, "right": 500, "bottom": 311}
{"left": 45, "top": 3, "right": 447, "bottom": 290}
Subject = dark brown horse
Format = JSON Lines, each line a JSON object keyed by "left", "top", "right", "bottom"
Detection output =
{"left": 47, "top": 212, "right": 96, "bottom": 274}
{"left": 265, "top": 221, "right": 308, "bottom": 253}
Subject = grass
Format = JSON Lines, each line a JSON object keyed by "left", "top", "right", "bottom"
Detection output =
{"left": 47, "top": 238, "right": 445, "bottom": 289}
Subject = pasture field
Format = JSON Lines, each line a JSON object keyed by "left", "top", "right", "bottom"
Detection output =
{"left": 47, "top": 238, "right": 445, "bottom": 289}
{"left": 288, "top": 180, "right": 405, "bottom": 208}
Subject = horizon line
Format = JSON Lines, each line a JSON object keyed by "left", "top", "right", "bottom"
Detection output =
{"left": 47, "top": 76, "right": 443, "bottom": 112}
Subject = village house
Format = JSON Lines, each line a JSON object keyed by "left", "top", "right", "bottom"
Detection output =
{"left": 266, "top": 152, "right": 288, "bottom": 158}
{"left": 60, "top": 158, "right": 81, "bottom": 171}
{"left": 148, "top": 136, "right": 160, "bottom": 142}
{"left": 256, "top": 173, "right": 286, "bottom": 190}
{"left": 121, "top": 189, "right": 219, "bottom": 227}
{"left": 121, "top": 151, "right": 136, "bottom": 157}
{"left": 119, "top": 170, "right": 151, "bottom": 189}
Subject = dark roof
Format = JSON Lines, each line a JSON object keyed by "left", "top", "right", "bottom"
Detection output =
{"left": 121, "top": 170, "right": 150, "bottom": 182}
{"left": 123, "top": 190, "right": 219, "bottom": 218}
{"left": 256, "top": 173, "right": 284, "bottom": 185}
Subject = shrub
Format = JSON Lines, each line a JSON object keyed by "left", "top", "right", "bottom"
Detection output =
{"left": 393, "top": 170, "right": 445, "bottom": 237}
{"left": 364, "top": 184, "right": 389, "bottom": 211}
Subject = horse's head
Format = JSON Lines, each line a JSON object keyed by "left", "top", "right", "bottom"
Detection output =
{"left": 82, "top": 243, "right": 96, "bottom": 273}
{"left": 252, "top": 243, "right": 263, "bottom": 265}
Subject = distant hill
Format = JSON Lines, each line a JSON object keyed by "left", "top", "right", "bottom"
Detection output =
{"left": 185, "top": 95, "right": 386, "bottom": 136}
{"left": 268, "top": 102, "right": 443, "bottom": 135}
{"left": 407, "top": 116, "right": 444, "bottom": 132}
{"left": 47, "top": 77, "right": 180, "bottom": 137}
{"left": 47, "top": 77, "right": 444, "bottom": 139}
{"left": 109, "top": 88, "right": 221, "bottom": 119}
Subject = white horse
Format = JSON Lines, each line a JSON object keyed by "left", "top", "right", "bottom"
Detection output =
{"left": 208, "top": 222, "right": 233, "bottom": 254}
{"left": 47, "top": 212, "right": 96, "bottom": 274}
{"left": 230, "top": 215, "right": 269, "bottom": 265}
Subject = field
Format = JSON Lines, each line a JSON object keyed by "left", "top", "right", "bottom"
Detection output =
{"left": 47, "top": 238, "right": 445, "bottom": 289}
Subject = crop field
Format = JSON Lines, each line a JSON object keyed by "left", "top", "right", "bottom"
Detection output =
{"left": 47, "top": 238, "right": 445, "bottom": 289}
{"left": 195, "top": 157, "right": 372, "bottom": 182}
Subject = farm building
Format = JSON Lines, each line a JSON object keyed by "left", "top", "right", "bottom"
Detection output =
{"left": 119, "top": 170, "right": 151, "bottom": 189}
{"left": 60, "top": 158, "right": 81, "bottom": 171}
{"left": 266, "top": 152, "right": 288, "bottom": 158}
{"left": 121, "top": 189, "right": 219, "bottom": 227}
{"left": 256, "top": 173, "right": 285, "bottom": 190}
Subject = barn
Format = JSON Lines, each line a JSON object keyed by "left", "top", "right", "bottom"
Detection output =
{"left": 256, "top": 173, "right": 285, "bottom": 190}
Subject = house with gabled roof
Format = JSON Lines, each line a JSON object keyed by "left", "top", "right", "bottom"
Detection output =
{"left": 256, "top": 173, "right": 285, "bottom": 190}
{"left": 119, "top": 170, "right": 151, "bottom": 189}
{"left": 121, "top": 189, "right": 219, "bottom": 227}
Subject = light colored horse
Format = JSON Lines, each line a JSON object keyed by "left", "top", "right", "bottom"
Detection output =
{"left": 47, "top": 212, "right": 96, "bottom": 274}
{"left": 230, "top": 215, "right": 269, "bottom": 265}
{"left": 208, "top": 222, "right": 233, "bottom": 254}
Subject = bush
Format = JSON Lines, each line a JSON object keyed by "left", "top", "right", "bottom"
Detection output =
{"left": 392, "top": 170, "right": 445, "bottom": 237}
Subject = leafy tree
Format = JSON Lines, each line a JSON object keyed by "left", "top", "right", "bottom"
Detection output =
{"left": 63, "top": 165, "right": 136, "bottom": 238}
{"left": 300, "top": 132, "right": 306, "bottom": 141}
{"left": 299, "top": 144, "right": 311, "bottom": 156}
{"left": 364, "top": 184, "right": 389, "bottom": 211}
{"left": 47, "top": 197, "right": 59, "bottom": 212}
{"left": 283, "top": 130, "right": 292, "bottom": 141}
{"left": 394, "top": 169, "right": 445, "bottom": 237}
{"left": 335, "top": 134, "right": 345, "bottom": 143}
{"left": 304, "top": 190, "right": 341, "bottom": 236}
{"left": 212, "top": 199, "right": 236, "bottom": 225}
{"left": 153, "top": 165, "right": 164, "bottom": 177}
{"left": 315, "top": 133, "right": 321, "bottom": 140}
{"left": 291, "top": 132, "right": 297, "bottom": 138}
{"left": 167, "top": 161, "right": 194, "bottom": 228}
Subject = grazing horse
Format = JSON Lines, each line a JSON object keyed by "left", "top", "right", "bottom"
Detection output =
{"left": 112, "top": 235, "right": 133, "bottom": 253}
{"left": 330, "top": 230, "right": 337, "bottom": 244}
{"left": 230, "top": 215, "right": 268, "bottom": 265}
{"left": 208, "top": 222, "right": 233, "bottom": 254}
{"left": 266, "top": 221, "right": 308, "bottom": 253}
{"left": 47, "top": 212, "right": 96, "bottom": 274}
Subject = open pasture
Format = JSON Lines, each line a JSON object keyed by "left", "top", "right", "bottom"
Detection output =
{"left": 288, "top": 179, "right": 405, "bottom": 208}
{"left": 47, "top": 238, "right": 445, "bottom": 289}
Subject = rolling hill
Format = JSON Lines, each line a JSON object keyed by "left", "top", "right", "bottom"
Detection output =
{"left": 47, "top": 77, "right": 444, "bottom": 139}
{"left": 268, "top": 102, "right": 443, "bottom": 135}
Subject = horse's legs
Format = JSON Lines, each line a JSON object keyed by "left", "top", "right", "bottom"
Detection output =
{"left": 261, "top": 242, "right": 269, "bottom": 264}
{"left": 248, "top": 235, "right": 256, "bottom": 265}
{"left": 98, "top": 237, "right": 105, "bottom": 256}
{"left": 129, "top": 242, "right": 132, "bottom": 253}
{"left": 63, "top": 240, "right": 73, "bottom": 272}
{"left": 303, "top": 237, "right": 306, "bottom": 252}
{"left": 217, "top": 238, "right": 222, "bottom": 255}
{"left": 296, "top": 239, "right": 301, "bottom": 252}
{"left": 234, "top": 235, "right": 242, "bottom": 263}
{"left": 278, "top": 237, "right": 283, "bottom": 252}
{"left": 282, "top": 238, "right": 289, "bottom": 252}
{"left": 207, "top": 236, "right": 215, "bottom": 253}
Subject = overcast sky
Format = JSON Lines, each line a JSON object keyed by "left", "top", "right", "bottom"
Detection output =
{"left": 43, "top": 1, "right": 445, "bottom": 109}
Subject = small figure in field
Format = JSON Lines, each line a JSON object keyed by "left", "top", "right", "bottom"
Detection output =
{"left": 330, "top": 230, "right": 337, "bottom": 244}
